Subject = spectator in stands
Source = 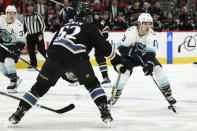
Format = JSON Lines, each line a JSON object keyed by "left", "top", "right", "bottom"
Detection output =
{"left": 35, "top": 0, "right": 48, "bottom": 20}
{"left": 107, "top": 0, "right": 123, "bottom": 21}
{"left": 47, "top": 2, "right": 54, "bottom": 14}
{"left": 59, "top": 0, "right": 75, "bottom": 25}
{"left": 179, "top": 16, "right": 194, "bottom": 31}
{"left": 34, "top": 0, "right": 48, "bottom": 29}
{"left": 112, "top": 12, "right": 127, "bottom": 31}
{"left": 192, "top": 13, "right": 197, "bottom": 30}
{"left": 163, "top": 13, "right": 178, "bottom": 31}
{"left": 152, "top": 14, "right": 162, "bottom": 31}
{"left": 102, "top": 10, "right": 114, "bottom": 29}
{"left": 141, "top": 1, "right": 151, "bottom": 14}
{"left": 49, "top": 10, "right": 61, "bottom": 33}
{"left": 92, "top": 0, "right": 105, "bottom": 10}
{"left": 0, "top": 0, "right": 3, "bottom": 15}
{"left": 170, "top": 0, "right": 181, "bottom": 20}
{"left": 179, "top": 6, "right": 191, "bottom": 26}
{"left": 126, "top": 1, "right": 142, "bottom": 26}
{"left": 151, "top": 1, "right": 165, "bottom": 23}
{"left": 54, "top": 3, "right": 61, "bottom": 13}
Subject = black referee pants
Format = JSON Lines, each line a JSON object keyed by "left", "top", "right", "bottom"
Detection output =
{"left": 27, "top": 33, "right": 47, "bottom": 67}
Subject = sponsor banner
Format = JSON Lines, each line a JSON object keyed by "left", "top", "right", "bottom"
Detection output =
{"left": 19, "top": 31, "right": 197, "bottom": 66}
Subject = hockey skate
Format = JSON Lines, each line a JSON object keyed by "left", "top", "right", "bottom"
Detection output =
{"left": 7, "top": 76, "right": 22, "bottom": 93}
{"left": 99, "top": 103, "right": 113, "bottom": 123}
{"left": 107, "top": 90, "right": 122, "bottom": 106}
{"left": 9, "top": 106, "right": 27, "bottom": 124}
{"left": 162, "top": 88, "right": 176, "bottom": 105}
{"left": 68, "top": 81, "right": 79, "bottom": 86}
{"left": 101, "top": 77, "right": 112, "bottom": 88}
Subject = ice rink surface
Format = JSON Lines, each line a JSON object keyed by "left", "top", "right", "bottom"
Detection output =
{"left": 0, "top": 64, "right": 197, "bottom": 131}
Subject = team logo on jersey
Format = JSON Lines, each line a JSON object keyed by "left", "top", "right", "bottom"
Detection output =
{"left": 0, "top": 29, "right": 12, "bottom": 43}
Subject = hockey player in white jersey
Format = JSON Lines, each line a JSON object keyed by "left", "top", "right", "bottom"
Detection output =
{"left": 0, "top": 5, "right": 25, "bottom": 93}
{"left": 108, "top": 13, "right": 176, "bottom": 106}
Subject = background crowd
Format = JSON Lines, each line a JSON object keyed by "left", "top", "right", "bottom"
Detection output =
{"left": 0, "top": 0, "right": 197, "bottom": 31}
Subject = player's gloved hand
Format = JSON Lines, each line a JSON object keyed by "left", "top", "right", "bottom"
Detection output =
{"left": 110, "top": 54, "right": 126, "bottom": 73}
{"left": 129, "top": 43, "right": 146, "bottom": 57}
{"left": 143, "top": 61, "right": 154, "bottom": 76}
{"left": 12, "top": 43, "right": 25, "bottom": 55}
{"left": 13, "top": 48, "right": 22, "bottom": 55}
{"left": 114, "top": 64, "right": 126, "bottom": 73}
{"left": 62, "top": 72, "right": 78, "bottom": 83}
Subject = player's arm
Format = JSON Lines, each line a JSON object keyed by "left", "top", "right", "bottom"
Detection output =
{"left": 142, "top": 31, "right": 157, "bottom": 76}
{"left": 117, "top": 27, "right": 136, "bottom": 56}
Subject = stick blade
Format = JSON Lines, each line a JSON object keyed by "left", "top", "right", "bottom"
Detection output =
{"left": 56, "top": 104, "right": 75, "bottom": 114}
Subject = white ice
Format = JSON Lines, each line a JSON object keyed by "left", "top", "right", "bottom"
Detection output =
{"left": 0, "top": 64, "right": 197, "bottom": 131}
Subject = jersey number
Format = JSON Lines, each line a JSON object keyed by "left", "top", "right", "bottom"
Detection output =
{"left": 55, "top": 26, "right": 81, "bottom": 41}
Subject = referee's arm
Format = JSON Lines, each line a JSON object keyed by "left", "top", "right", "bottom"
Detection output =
{"left": 23, "top": 19, "right": 27, "bottom": 34}
{"left": 37, "top": 14, "right": 45, "bottom": 32}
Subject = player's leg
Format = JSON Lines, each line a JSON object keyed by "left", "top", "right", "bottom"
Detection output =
{"left": 9, "top": 58, "right": 63, "bottom": 124}
{"left": 27, "top": 34, "right": 37, "bottom": 69}
{"left": 36, "top": 33, "right": 47, "bottom": 59}
{"left": 152, "top": 59, "right": 176, "bottom": 104}
{"left": 4, "top": 57, "right": 21, "bottom": 93}
{"left": 108, "top": 56, "right": 138, "bottom": 105}
{"left": 108, "top": 69, "right": 132, "bottom": 105}
{"left": 72, "top": 59, "right": 113, "bottom": 123}
{"left": 4, "top": 45, "right": 23, "bottom": 93}
{"left": 95, "top": 50, "right": 111, "bottom": 87}
{"left": 0, "top": 47, "right": 8, "bottom": 78}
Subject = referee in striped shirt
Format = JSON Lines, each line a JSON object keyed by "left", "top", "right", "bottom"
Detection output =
{"left": 24, "top": 2, "right": 47, "bottom": 70}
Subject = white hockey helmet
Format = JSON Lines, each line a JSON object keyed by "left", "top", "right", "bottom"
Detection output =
{"left": 138, "top": 13, "right": 153, "bottom": 24}
{"left": 6, "top": 5, "right": 17, "bottom": 14}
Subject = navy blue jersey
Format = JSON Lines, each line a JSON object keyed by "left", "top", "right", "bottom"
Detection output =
{"left": 47, "top": 21, "right": 115, "bottom": 61}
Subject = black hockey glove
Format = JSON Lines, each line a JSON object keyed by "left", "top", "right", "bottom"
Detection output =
{"left": 143, "top": 61, "right": 154, "bottom": 76}
{"left": 129, "top": 43, "right": 146, "bottom": 58}
{"left": 12, "top": 43, "right": 25, "bottom": 55}
{"left": 0, "top": 29, "right": 12, "bottom": 43}
{"left": 111, "top": 55, "right": 126, "bottom": 73}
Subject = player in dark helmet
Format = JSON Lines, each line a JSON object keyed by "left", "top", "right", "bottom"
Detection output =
{"left": 9, "top": 2, "right": 126, "bottom": 125}
{"left": 62, "top": 2, "right": 112, "bottom": 88}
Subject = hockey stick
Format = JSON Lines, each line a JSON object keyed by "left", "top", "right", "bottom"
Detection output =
{"left": 138, "top": 56, "right": 176, "bottom": 113}
{"left": 107, "top": 72, "right": 121, "bottom": 106}
{"left": 112, "top": 72, "right": 121, "bottom": 99}
{"left": 0, "top": 91, "right": 75, "bottom": 114}
{"left": 0, "top": 43, "right": 40, "bottom": 72}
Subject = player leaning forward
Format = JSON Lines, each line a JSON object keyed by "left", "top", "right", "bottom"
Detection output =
{"left": 108, "top": 13, "right": 176, "bottom": 106}
{"left": 0, "top": 5, "right": 25, "bottom": 93}
{"left": 8, "top": 2, "right": 125, "bottom": 124}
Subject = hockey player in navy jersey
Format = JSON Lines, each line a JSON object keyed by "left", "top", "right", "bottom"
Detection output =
{"left": 108, "top": 13, "right": 176, "bottom": 106}
{"left": 63, "top": 10, "right": 112, "bottom": 87}
{"left": 9, "top": 2, "right": 125, "bottom": 125}
{"left": 0, "top": 5, "right": 25, "bottom": 93}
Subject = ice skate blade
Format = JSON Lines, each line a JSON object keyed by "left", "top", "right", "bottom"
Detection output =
{"left": 9, "top": 117, "right": 18, "bottom": 124}
{"left": 102, "top": 83, "right": 112, "bottom": 88}
{"left": 106, "top": 121, "right": 112, "bottom": 127}
{"left": 7, "top": 89, "right": 17, "bottom": 93}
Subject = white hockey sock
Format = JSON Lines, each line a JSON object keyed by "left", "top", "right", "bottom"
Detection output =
{"left": 0, "top": 62, "right": 8, "bottom": 75}
{"left": 153, "top": 65, "right": 170, "bottom": 89}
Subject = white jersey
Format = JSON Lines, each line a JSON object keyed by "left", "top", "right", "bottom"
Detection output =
{"left": 118, "top": 26, "right": 157, "bottom": 54}
{"left": 0, "top": 15, "right": 25, "bottom": 46}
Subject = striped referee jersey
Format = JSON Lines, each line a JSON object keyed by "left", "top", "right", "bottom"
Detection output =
{"left": 24, "top": 12, "right": 45, "bottom": 34}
